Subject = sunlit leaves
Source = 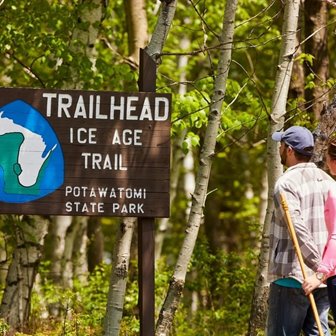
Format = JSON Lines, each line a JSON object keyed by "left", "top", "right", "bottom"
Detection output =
{"left": 295, "top": 52, "right": 315, "bottom": 66}
{"left": 305, "top": 73, "right": 316, "bottom": 90}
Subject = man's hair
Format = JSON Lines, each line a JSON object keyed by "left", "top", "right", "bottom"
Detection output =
{"left": 293, "top": 150, "right": 311, "bottom": 162}
{"left": 283, "top": 142, "right": 311, "bottom": 162}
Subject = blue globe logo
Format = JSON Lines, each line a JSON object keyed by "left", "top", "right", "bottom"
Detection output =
{"left": 0, "top": 99, "right": 64, "bottom": 203}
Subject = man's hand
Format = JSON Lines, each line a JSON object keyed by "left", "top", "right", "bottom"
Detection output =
{"left": 302, "top": 273, "right": 324, "bottom": 295}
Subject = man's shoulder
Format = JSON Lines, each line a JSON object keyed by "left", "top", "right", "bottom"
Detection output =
{"left": 276, "top": 163, "right": 334, "bottom": 189}
{"left": 287, "top": 163, "right": 333, "bottom": 179}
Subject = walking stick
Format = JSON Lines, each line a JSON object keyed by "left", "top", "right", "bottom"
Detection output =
{"left": 280, "top": 193, "right": 324, "bottom": 336}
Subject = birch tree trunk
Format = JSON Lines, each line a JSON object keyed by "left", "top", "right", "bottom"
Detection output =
{"left": 103, "top": 1, "right": 149, "bottom": 334}
{"left": 145, "top": 0, "right": 177, "bottom": 62}
{"left": 63, "top": 0, "right": 105, "bottom": 89}
{"left": 156, "top": 0, "right": 239, "bottom": 333}
{"left": 104, "top": 217, "right": 135, "bottom": 336}
{"left": 63, "top": 216, "right": 88, "bottom": 287}
{"left": 0, "top": 215, "right": 48, "bottom": 332}
{"left": 248, "top": 1, "right": 301, "bottom": 334}
{"left": 46, "top": 216, "right": 72, "bottom": 284}
{"left": 288, "top": 8, "right": 304, "bottom": 102}
{"left": 44, "top": 216, "right": 72, "bottom": 316}
{"left": 124, "top": 0, "right": 148, "bottom": 66}
{"left": 47, "top": 0, "right": 105, "bottom": 292}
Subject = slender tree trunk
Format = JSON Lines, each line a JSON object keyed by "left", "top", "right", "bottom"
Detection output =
{"left": 304, "top": 0, "right": 329, "bottom": 121}
{"left": 156, "top": 1, "right": 238, "bottom": 333}
{"left": 248, "top": 1, "right": 301, "bottom": 334}
{"left": 0, "top": 215, "right": 48, "bottom": 332}
{"left": 45, "top": 216, "right": 72, "bottom": 284}
{"left": 104, "top": 217, "right": 135, "bottom": 336}
{"left": 47, "top": 0, "right": 106, "bottom": 292}
{"left": 63, "top": 0, "right": 105, "bottom": 88}
{"left": 62, "top": 216, "right": 88, "bottom": 287}
{"left": 145, "top": 0, "right": 177, "bottom": 62}
{"left": 71, "top": 217, "right": 89, "bottom": 284}
{"left": 288, "top": 8, "right": 304, "bottom": 102}
{"left": 124, "top": 0, "right": 148, "bottom": 66}
{"left": 103, "top": 1, "right": 149, "bottom": 334}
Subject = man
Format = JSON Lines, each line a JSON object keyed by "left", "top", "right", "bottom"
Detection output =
{"left": 267, "top": 125, "right": 335, "bottom": 336}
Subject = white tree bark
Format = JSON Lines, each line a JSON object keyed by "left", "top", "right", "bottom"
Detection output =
{"left": 62, "top": 216, "right": 88, "bottom": 288}
{"left": 104, "top": 217, "right": 135, "bottom": 336}
{"left": 124, "top": 0, "right": 149, "bottom": 66}
{"left": 48, "top": 0, "right": 105, "bottom": 292}
{"left": 104, "top": 1, "right": 150, "bottom": 334}
{"left": 49, "top": 216, "right": 72, "bottom": 284}
{"left": 0, "top": 216, "right": 48, "bottom": 331}
{"left": 64, "top": 0, "right": 104, "bottom": 88}
{"left": 146, "top": 0, "right": 177, "bottom": 63}
{"left": 248, "top": 1, "right": 301, "bottom": 334}
{"left": 156, "top": 0, "right": 239, "bottom": 333}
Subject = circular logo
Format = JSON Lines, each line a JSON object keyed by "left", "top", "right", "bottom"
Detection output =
{"left": 0, "top": 99, "right": 64, "bottom": 203}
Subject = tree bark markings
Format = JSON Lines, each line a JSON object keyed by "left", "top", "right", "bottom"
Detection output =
{"left": 156, "top": 0, "right": 238, "bottom": 333}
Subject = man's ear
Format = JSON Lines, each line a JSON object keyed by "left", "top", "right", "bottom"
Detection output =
{"left": 287, "top": 146, "right": 294, "bottom": 154}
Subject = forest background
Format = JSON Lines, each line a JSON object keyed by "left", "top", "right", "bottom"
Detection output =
{"left": 0, "top": 0, "right": 336, "bottom": 335}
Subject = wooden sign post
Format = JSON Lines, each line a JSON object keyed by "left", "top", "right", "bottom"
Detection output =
{"left": 138, "top": 49, "right": 157, "bottom": 336}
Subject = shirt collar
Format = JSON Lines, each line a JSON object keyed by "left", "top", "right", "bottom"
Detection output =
{"left": 286, "top": 162, "right": 316, "bottom": 172}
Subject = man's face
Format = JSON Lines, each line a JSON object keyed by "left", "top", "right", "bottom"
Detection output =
{"left": 279, "top": 141, "right": 288, "bottom": 166}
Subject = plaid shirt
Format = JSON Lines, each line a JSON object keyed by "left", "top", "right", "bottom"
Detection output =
{"left": 268, "top": 162, "right": 336, "bottom": 283}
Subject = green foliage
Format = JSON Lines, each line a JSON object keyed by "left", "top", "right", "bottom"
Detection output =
{"left": 0, "top": 0, "right": 137, "bottom": 90}
{"left": 305, "top": 73, "right": 316, "bottom": 90}
{"left": 0, "top": 319, "right": 10, "bottom": 335}
{"left": 295, "top": 53, "right": 315, "bottom": 66}
{"left": 171, "top": 241, "right": 258, "bottom": 335}
{"left": 182, "top": 132, "right": 201, "bottom": 154}
{"left": 29, "top": 262, "right": 109, "bottom": 335}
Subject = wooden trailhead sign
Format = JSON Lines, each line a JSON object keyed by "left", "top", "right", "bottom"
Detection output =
{"left": 0, "top": 87, "right": 171, "bottom": 217}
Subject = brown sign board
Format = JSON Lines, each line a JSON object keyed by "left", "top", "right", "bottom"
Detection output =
{"left": 0, "top": 87, "right": 171, "bottom": 217}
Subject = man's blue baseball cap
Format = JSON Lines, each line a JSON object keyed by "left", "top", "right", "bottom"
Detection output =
{"left": 272, "top": 126, "right": 314, "bottom": 156}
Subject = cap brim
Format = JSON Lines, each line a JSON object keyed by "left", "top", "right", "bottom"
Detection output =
{"left": 272, "top": 131, "right": 283, "bottom": 141}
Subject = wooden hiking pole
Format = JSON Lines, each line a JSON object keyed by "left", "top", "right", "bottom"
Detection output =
{"left": 280, "top": 193, "right": 324, "bottom": 336}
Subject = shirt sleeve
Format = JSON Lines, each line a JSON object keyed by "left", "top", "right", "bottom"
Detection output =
{"left": 276, "top": 185, "right": 321, "bottom": 271}
{"left": 318, "top": 237, "right": 336, "bottom": 276}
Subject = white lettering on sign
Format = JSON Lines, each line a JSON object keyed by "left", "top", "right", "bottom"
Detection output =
{"left": 121, "top": 203, "right": 144, "bottom": 214}
{"left": 64, "top": 186, "right": 147, "bottom": 199}
{"left": 81, "top": 153, "right": 127, "bottom": 170}
{"left": 111, "top": 129, "right": 142, "bottom": 146}
{"left": 64, "top": 185, "right": 147, "bottom": 214}
{"left": 42, "top": 93, "right": 169, "bottom": 121}
{"left": 65, "top": 201, "right": 104, "bottom": 213}
{"left": 109, "top": 203, "right": 144, "bottom": 214}
{"left": 69, "top": 127, "right": 97, "bottom": 144}
{"left": 65, "top": 201, "right": 145, "bottom": 214}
